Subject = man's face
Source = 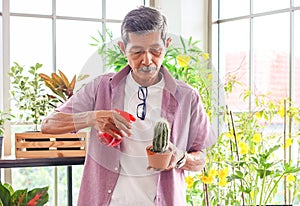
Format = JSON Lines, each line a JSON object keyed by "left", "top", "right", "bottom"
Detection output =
{"left": 118, "top": 31, "right": 171, "bottom": 86}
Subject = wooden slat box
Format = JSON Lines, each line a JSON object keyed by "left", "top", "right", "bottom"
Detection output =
{"left": 15, "top": 132, "right": 87, "bottom": 158}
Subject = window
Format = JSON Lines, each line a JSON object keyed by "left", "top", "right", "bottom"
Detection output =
{"left": 211, "top": 1, "right": 300, "bottom": 204}
{"left": 212, "top": 0, "right": 300, "bottom": 111}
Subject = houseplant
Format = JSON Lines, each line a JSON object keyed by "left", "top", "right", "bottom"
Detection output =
{"left": 39, "top": 70, "right": 89, "bottom": 108}
{"left": 0, "top": 181, "right": 48, "bottom": 206}
{"left": 146, "top": 119, "right": 173, "bottom": 170}
{"left": 185, "top": 90, "right": 300, "bottom": 206}
{"left": 9, "top": 62, "right": 54, "bottom": 131}
{"left": 9, "top": 62, "right": 88, "bottom": 158}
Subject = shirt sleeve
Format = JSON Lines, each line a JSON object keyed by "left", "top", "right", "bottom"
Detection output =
{"left": 56, "top": 76, "right": 102, "bottom": 114}
{"left": 187, "top": 89, "right": 217, "bottom": 152}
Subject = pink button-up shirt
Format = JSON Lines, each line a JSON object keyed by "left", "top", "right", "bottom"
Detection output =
{"left": 58, "top": 65, "right": 216, "bottom": 206}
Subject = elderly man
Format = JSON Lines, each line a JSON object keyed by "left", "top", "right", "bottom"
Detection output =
{"left": 42, "top": 6, "right": 216, "bottom": 206}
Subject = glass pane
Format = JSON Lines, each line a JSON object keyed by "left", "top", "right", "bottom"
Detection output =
{"left": 253, "top": 13, "right": 290, "bottom": 103}
{"left": 56, "top": 0, "right": 102, "bottom": 18}
{"left": 10, "top": 16, "right": 52, "bottom": 73}
{"left": 56, "top": 20, "right": 102, "bottom": 81}
{"left": 107, "top": 0, "right": 144, "bottom": 19}
{"left": 253, "top": 0, "right": 289, "bottom": 14}
{"left": 212, "top": 0, "right": 219, "bottom": 22}
{"left": 106, "top": 22, "right": 122, "bottom": 39}
{"left": 219, "top": 19, "right": 250, "bottom": 112}
{"left": 220, "top": 0, "right": 249, "bottom": 19}
{"left": 10, "top": 0, "right": 52, "bottom": 14}
{"left": 295, "top": 12, "right": 300, "bottom": 106}
{"left": 295, "top": 0, "right": 300, "bottom": 6}
{"left": 71, "top": 165, "right": 84, "bottom": 205}
{"left": 0, "top": 0, "right": 2, "bottom": 12}
{"left": 12, "top": 167, "right": 55, "bottom": 205}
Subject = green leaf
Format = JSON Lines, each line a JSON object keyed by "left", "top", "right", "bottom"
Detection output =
{"left": 0, "top": 182, "right": 12, "bottom": 206}
{"left": 11, "top": 189, "right": 27, "bottom": 206}
{"left": 26, "top": 186, "right": 49, "bottom": 206}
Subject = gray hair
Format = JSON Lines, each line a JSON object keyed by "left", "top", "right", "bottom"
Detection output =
{"left": 121, "top": 6, "right": 168, "bottom": 47}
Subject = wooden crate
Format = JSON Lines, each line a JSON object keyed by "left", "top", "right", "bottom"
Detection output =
{"left": 15, "top": 132, "right": 87, "bottom": 158}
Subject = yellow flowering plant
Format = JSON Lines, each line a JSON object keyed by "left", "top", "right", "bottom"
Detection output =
{"left": 200, "top": 90, "right": 300, "bottom": 205}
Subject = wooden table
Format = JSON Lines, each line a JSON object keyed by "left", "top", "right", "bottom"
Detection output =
{"left": 0, "top": 156, "right": 85, "bottom": 206}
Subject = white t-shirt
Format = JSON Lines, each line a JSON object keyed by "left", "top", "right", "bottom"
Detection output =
{"left": 109, "top": 72, "right": 165, "bottom": 206}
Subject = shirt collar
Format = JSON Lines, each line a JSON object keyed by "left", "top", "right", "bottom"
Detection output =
{"left": 110, "top": 65, "right": 177, "bottom": 95}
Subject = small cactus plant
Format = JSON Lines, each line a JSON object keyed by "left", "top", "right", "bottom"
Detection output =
{"left": 152, "top": 119, "right": 170, "bottom": 153}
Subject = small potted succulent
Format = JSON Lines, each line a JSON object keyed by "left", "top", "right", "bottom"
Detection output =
{"left": 146, "top": 119, "right": 173, "bottom": 170}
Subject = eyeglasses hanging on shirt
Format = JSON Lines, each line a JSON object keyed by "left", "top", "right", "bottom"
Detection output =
{"left": 136, "top": 86, "right": 148, "bottom": 120}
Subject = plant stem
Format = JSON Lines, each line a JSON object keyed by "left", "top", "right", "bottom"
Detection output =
{"left": 229, "top": 110, "right": 245, "bottom": 205}
{"left": 288, "top": 99, "right": 292, "bottom": 204}
{"left": 259, "top": 168, "right": 267, "bottom": 206}
{"left": 283, "top": 99, "right": 287, "bottom": 204}
{"left": 203, "top": 167, "right": 210, "bottom": 206}
{"left": 264, "top": 174, "right": 285, "bottom": 204}
{"left": 226, "top": 106, "right": 236, "bottom": 203}
{"left": 263, "top": 175, "right": 275, "bottom": 204}
{"left": 253, "top": 173, "right": 259, "bottom": 205}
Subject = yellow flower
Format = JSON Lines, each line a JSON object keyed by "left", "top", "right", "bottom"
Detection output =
{"left": 202, "top": 53, "right": 210, "bottom": 60}
{"left": 202, "top": 175, "right": 214, "bottom": 184}
{"left": 218, "top": 167, "right": 229, "bottom": 179}
{"left": 185, "top": 175, "right": 194, "bottom": 188}
{"left": 252, "top": 133, "right": 262, "bottom": 143}
{"left": 286, "top": 174, "right": 295, "bottom": 182}
{"left": 240, "top": 146, "right": 249, "bottom": 155}
{"left": 218, "top": 177, "right": 227, "bottom": 187}
{"left": 213, "top": 154, "right": 218, "bottom": 162}
{"left": 176, "top": 55, "right": 191, "bottom": 67}
{"left": 284, "top": 138, "right": 293, "bottom": 148}
{"left": 255, "top": 111, "right": 262, "bottom": 119}
{"left": 208, "top": 169, "right": 217, "bottom": 177}
{"left": 250, "top": 190, "right": 255, "bottom": 199}
{"left": 236, "top": 133, "right": 241, "bottom": 140}
{"left": 206, "top": 73, "right": 213, "bottom": 80}
{"left": 278, "top": 105, "right": 285, "bottom": 118}
{"left": 238, "top": 141, "right": 249, "bottom": 155}
{"left": 225, "top": 132, "right": 234, "bottom": 140}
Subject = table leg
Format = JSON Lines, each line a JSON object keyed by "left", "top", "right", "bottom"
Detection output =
{"left": 67, "top": 166, "right": 72, "bottom": 206}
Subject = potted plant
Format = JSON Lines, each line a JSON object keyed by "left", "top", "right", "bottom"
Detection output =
{"left": 146, "top": 119, "right": 173, "bottom": 170}
{"left": 0, "top": 181, "right": 48, "bottom": 206}
{"left": 0, "top": 110, "right": 14, "bottom": 157}
{"left": 39, "top": 69, "right": 89, "bottom": 108}
{"left": 9, "top": 62, "right": 88, "bottom": 158}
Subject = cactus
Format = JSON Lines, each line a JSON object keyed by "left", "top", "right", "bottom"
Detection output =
{"left": 152, "top": 119, "right": 170, "bottom": 153}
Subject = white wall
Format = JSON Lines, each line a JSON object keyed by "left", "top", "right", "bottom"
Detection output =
{"left": 154, "top": 0, "right": 208, "bottom": 51}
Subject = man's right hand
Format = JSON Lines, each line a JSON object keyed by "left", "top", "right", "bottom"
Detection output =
{"left": 92, "top": 109, "right": 136, "bottom": 140}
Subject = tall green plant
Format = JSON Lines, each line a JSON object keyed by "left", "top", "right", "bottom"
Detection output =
{"left": 9, "top": 62, "right": 53, "bottom": 131}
